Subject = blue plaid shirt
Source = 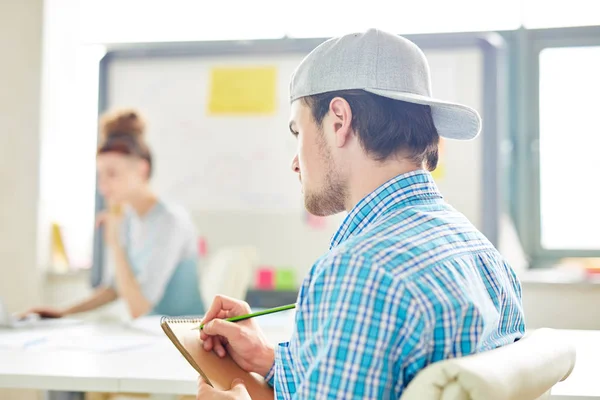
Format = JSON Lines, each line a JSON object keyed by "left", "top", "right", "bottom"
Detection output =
{"left": 265, "top": 170, "right": 525, "bottom": 399}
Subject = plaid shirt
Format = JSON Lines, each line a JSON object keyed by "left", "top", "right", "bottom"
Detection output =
{"left": 265, "top": 170, "right": 525, "bottom": 399}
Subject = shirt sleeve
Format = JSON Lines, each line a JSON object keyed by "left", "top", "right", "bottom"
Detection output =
{"left": 277, "top": 252, "right": 428, "bottom": 399}
{"left": 134, "top": 216, "right": 188, "bottom": 306}
{"left": 265, "top": 360, "right": 277, "bottom": 387}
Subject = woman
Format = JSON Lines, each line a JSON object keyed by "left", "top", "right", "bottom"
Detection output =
{"left": 29, "top": 109, "right": 205, "bottom": 318}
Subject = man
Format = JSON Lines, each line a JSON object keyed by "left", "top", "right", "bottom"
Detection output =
{"left": 197, "top": 29, "right": 525, "bottom": 399}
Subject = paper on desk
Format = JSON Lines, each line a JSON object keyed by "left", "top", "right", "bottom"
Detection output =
{"left": 44, "top": 333, "right": 159, "bottom": 353}
{"left": 254, "top": 308, "right": 296, "bottom": 328}
{"left": 255, "top": 310, "right": 296, "bottom": 344}
{"left": 125, "top": 315, "right": 165, "bottom": 336}
{"left": 0, "top": 330, "right": 48, "bottom": 349}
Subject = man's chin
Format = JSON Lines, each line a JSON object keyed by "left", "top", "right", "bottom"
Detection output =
{"left": 304, "top": 197, "right": 339, "bottom": 217}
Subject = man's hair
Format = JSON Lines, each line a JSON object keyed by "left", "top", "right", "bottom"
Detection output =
{"left": 301, "top": 90, "right": 439, "bottom": 170}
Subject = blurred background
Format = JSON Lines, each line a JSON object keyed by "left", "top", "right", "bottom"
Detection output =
{"left": 2, "top": 0, "right": 600, "bottom": 341}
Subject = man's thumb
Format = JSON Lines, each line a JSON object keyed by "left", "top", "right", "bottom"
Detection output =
{"left": 230, "top": 378, "right": 246, "bottom": 391}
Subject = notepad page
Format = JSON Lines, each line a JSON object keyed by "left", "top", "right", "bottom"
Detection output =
{"left": 161, "top": 317, "right": 274, "bottom": 399}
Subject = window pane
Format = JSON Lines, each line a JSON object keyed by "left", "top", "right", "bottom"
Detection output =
{"left": 78, "top": 0, "right": 521, "bottom": 43}
{"left": 539, "top": 46, "right": 600, "bottom": 250}
{"left": 284, "top": 0, "right": 521, "bottom": 37}
{"left": 524, "top": 0, "right": 600, "bottom": 29}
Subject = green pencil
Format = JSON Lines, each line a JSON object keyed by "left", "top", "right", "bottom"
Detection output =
{"left": 194, "top": 303, "right": 296, "bottom": 330}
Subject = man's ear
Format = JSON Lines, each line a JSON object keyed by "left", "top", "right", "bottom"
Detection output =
{"left": 329, "top": 97, "right": 353, "bottom": 148}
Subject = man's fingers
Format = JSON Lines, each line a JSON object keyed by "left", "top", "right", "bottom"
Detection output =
{"left": 213, "top": 337, "right": 226, "bottom": 358}
{"left": 231, "top": 378, "right": 245, "bottom": 389}
{"left": 203, "top": 336, "right": 228, "bottom": 357}
{"left": 202, "top": 336, "right": 213, "bottom": 351}
{"left": 199, "top": 296, "right": 250, "bottom": 359}
{"left": 202, "top": 295, "right": 236, "bottom": 323}
{"left": 202, "top": 335, "right": 230, "bottom": 356}
{"left": 197, "top": 375, "right": 213, "bottom": 398}
{"left": 202, "top": 319, "right": 243, "bottom": 342}
{"left": 199, "top": 310, "right": 228, "bottom": 341}
{"left": 230, "top": 378, "right": 248, "bottom": 395}
{"left": 201, "top": 295, "right": 251, "bottom": 327}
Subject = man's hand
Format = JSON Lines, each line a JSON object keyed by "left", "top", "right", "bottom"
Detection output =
{"left": 197, "top": 377, "right": 251, "bottom": 400}
{"left": 200, "top": 295, "right": 275, "bottom": 376}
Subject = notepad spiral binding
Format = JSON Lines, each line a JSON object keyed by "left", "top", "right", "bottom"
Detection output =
{"left": 160, "top": 316, "right": 204, "bottom": 324}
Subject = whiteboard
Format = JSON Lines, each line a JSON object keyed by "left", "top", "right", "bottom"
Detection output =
{"left": 105, "top": 47, "right": 482, "bottom": 222}
{"left": 101, "top": 40, "right": 490, "bottom": 281}
{"left": 107, "top": 55, "right": 304, "bottom": 212}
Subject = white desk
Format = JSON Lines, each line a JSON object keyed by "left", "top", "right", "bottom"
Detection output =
{"left": 0, "top": 322, "right": 597, "bottom": 399}
{"left": 550, "top": 329, "right": 600, "bottom": 399}
{"left": 0, "top": 313, "right": 295, "bottom": 398}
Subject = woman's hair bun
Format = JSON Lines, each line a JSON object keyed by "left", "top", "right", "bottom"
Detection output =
{"left": 100, "top": 108, "right": 146, "bottom": 141}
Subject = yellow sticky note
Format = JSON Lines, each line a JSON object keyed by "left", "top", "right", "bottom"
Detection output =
{"left": 431, "top": 138, "right": 445, "bottom": 181}
{"left": 431, "top": 163, "right": 445, "bottom": 180}
{"left": 51, "top": 222, "right": 69, "bottom": 273}
{"left": 208, "top": 66, "right": 277, "bottom": 115}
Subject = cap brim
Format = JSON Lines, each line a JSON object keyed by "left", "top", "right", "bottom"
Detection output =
{"left": 364, "top": 88, "right": 481, "bottom": 140}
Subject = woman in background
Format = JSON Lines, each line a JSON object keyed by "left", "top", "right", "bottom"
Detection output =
{"left": 28, "top": 109, "right": 205, "bottom": 318}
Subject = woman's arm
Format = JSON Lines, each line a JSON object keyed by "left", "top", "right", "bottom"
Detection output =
{"left": 112, "top": 245, "right": 152, "bottom": 318}
{"left": 101, "top": 206, "right": 191, "bottom": 319}
{"left": 25, "top": 286, "right": 118, "bottom": 318}
{"left": 63, "top": 286, "right": 118, "bottom": 315}
{"left": 100, "top": 208, "right": 153, "bottom": 319}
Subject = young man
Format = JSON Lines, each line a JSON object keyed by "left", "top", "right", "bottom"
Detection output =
{"left": 197, "top": 29, "right": 525, "bottom": 399}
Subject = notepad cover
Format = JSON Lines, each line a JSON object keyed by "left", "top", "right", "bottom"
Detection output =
{"left": 160, "top": 316, "right": 274, "bottom": 399}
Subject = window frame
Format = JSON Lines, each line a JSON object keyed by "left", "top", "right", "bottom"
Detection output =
{"left": 508, "top": 25, "right": 600, "bottom": 266}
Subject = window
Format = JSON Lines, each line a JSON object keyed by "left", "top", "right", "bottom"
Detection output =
{"left": 523, "top": 0, "right": 600, "bottom": 29}
{"left": 511, "top": 26, "right": 600, "bottom": 263}
{"left": 78, "top": 0, "right": 522, "bottom": 42}
{"left": 539, "top": 46, "right": 600, "bottom": 250}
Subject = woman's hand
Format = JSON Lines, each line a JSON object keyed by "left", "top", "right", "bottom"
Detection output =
{"left": 96, "top": 205, "right": 123, "bottom": 248}
{"left": 20, "top": 306, "right": 66, "bottom": 319}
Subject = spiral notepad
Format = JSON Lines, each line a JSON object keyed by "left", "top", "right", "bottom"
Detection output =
{"left": 160, "top": 316, "right": 274, "bottom": 399}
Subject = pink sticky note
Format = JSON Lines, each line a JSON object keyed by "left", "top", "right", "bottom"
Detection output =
{"left": 197, "top": 237, "right": 207, "bottom": 257}
{"left": 256, "top": 268, "right": 275, "bottom": 290}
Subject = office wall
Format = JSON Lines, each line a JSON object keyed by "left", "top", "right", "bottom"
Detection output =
{"left": 522, "top": 282, "right": 600, "bottom": 330}
{"left": 38, "top": 0, "right": 102, "bottom": 272}
{"left": 0, "top": 0, "right": 43, "bottom": 311}
{"left": 0, "top": 1, "right": 43, "bottom": 399}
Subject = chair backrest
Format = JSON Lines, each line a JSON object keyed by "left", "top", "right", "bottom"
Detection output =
{"left": 199, "top": 246, "right": 258, "bottom": 306}
{"left": 401, "top": 328, "right": 576, "bottom": 400}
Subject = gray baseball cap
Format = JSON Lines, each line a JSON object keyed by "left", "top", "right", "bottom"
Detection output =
{"left": 290, "top": 29, "right": 482, "bottom": 140}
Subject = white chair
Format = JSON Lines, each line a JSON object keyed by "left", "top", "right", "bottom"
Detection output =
{"left": 199, "top": 246, "right": 258, "bottom": 306}
{"left": 401, "top": 328, "right": 576, "bottom": 400}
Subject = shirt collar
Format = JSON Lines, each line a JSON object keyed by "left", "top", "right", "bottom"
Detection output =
{"left": 329, "top": 170, "right": 443, "bottom": 249}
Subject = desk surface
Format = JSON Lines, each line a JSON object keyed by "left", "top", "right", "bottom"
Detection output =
{"left": 549, "top": 329, "right": 599, "bottom": 399}
{"left": 0, "top": 313, "right": 294, "bottom": 395}
{"left": 0, "top": 319, "right": 596, "bottom": 398}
